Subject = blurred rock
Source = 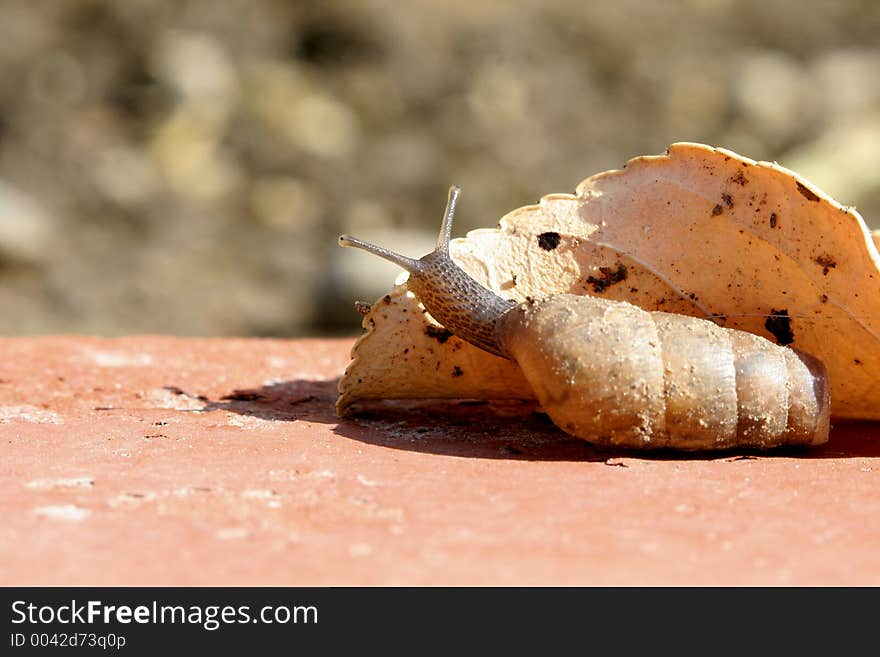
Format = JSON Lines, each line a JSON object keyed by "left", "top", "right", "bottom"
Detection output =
{"left": 783, "top": 115, "right": 880, "bottom": 218}
{"left": 29, "top": 50, "right": 87, "bottom": 107}
{"left": 0, "top": 180, "right": 54, "bottom": 264}
{"left": 150, "top": 106, "right": 242, "bottom": 202}
{"left": 289, "top": 92, "right": 359, "bottom": 160}
{"left": 151, "top": 30, "right": 238, "bottom": 111}
{"left": 250, "top": 176, "right": 323, "bottom": 231}
{"left": 91, "top": 145, "right": 161, "bottom": 206}
{"left": 813, "top": 49, "right": 880, "bottom": 118}
{"left": 735, "top": 51, "right": 813, "bottom": 148}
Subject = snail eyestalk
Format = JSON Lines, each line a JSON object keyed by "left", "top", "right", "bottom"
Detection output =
{"left": 437, "top": 185, "right": 461, "bottom": 252}
{"left": 338, "top": 234, "right": 421, "bottom": 274}
{"left": 338, "top": 185, "right": 515, "bottom": 359}
{"left": 337, "top": 184, "right": 460, "bottom": 269}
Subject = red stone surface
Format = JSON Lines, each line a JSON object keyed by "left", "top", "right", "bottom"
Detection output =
{"left": 1, "top": 336, "right": 878, "bottom": 586}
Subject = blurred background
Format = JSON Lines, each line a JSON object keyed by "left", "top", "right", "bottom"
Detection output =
{"left": 0, "top": 0, "right": 878, "bottom": 337}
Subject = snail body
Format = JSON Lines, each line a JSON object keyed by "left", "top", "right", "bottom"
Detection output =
{"left": 340, "top": 186, "right": 831, "bottom": 450}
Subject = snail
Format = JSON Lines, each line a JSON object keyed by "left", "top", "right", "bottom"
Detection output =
{"left": 339, "top": 186, "right": 831, "bottom": 450}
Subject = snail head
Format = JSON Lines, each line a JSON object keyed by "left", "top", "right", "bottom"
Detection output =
{"left": 339, "top": 186, "right": 514, "bottom": 358}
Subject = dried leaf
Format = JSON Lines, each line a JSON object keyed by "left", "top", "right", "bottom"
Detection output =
{"left": 338, "top": 143, "right": 880, "bottom": 420}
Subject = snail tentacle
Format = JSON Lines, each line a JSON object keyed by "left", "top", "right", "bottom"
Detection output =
{"left": 339, "top": 186, "right": 515, "bottom": 358}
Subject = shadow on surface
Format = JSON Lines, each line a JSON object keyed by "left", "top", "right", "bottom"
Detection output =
{"left": 207, "top": 379, "right": 880, "bottom": 462}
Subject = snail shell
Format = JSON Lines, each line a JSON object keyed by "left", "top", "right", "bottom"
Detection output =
{"left": 340, "top": 186, "right": 831, "bottom": 450}
{"left": 499, "top": 294, "right": 829, "bottom": 449}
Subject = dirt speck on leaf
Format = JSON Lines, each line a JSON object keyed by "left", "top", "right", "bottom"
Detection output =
{"left": 797, "top": 181, "right": 820, "bottom": 202}
{"left": 729, "top": 171, "right": 748, "bottom": 186}
{"left": 814, "top": 254, "right": 837, "bottom": 275}
{"left": 586, "top": 264, "right": 628, "bottom": 293}
{"left": 424, "top": 326, "right": 453, "bottom": 344}
{"left": 764, "top": 309, "right": 794, "bottom": 345}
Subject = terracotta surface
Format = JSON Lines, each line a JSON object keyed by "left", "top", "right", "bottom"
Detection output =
{"left": 1, "top": 336, "right": 878, "bottom": 586}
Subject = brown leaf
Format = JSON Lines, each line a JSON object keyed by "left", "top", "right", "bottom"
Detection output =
{"left": 338, "top": 143, "right": 880, "bottom": 420}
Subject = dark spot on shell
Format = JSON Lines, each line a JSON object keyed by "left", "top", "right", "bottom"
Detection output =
{"left": 729, "top": 171, "right": 748, "bottom": 186}
{"left": 537, "top": 231, "right": 561, "bottom": 251}
{"left": 452, "top": 366, "right": 463, "bottom": 377}
{"left": 770, "top": 212, "right": 777, "bottom": 228}
{"left": 711, "top": 204, "right": 723, "bottom": 216}
{"left": 814, "top": 254, "right": 837, "bottom": 275}
{"left": 354, "top": 301, "right": 372, "bottom": 316}
{"left": 382, "top": 294, "right": 391, "bottom": 304}
{"left": 765, "top": 309, "right": 794, "bottom": 345}
{"left": 722, "top": 193, "right": 734, "bottom": 209}
{"left": 424, "top": 325, "right": 453, "bottom": 344}
{"left": 821, "top": 294, "right": 828, "bottom": 303}
{"left": 586, "top": 264, "right": 628, "bottom": 293}
{"left": 854, "top": 359, "right": 862, "bottom": 365}
{"left": 796, "top": 181, "right": 820, "bottom": 202}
